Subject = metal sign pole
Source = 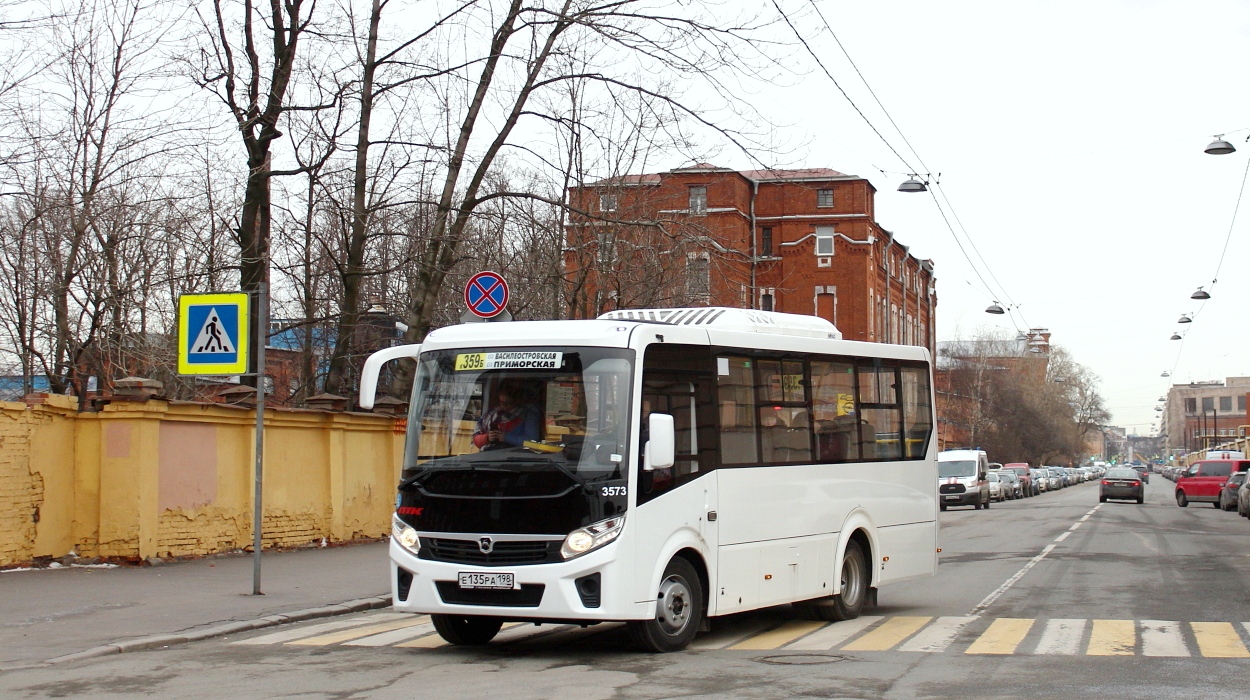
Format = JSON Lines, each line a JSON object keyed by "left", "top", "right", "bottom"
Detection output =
{"left": 252, "top": 281, "right": 268, "bottom": 595}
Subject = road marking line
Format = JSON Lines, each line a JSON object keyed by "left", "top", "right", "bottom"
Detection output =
{"left": 966, "top": 618, "right": 1033, "bottom": 655}
{"left": 784, "top": 615, "right": 882, "bottom": 650}
{"left": 840, "top": 616, "right": 931, "bottom": 652}
{"left": 968, "top": 544, "right": 1056, "bottom": 616}
{"left": 1140, "top": 620, "right": 1189, "bottom": 657}
{"left": 1192, "top": 622, "right": 1250, "bottom": 658}
{"left": 289, "top": 618, "right": 432, "bottom": 646}
{"left": 231, "top": 613, "right": 408, "bottom": 645}
{"left": 691, "top": 619, "right": 781, "bottom": 650}
{"left": 1068, "top": 522, "right": 1082, "bottom": 531}
{"left": 1087, "top": 619, "right": 1135, "bottom": 655}
{"left": 1034, "top": 618, "right": 1086, "bottom": 655}
{"left": 897, "top": 616, "right": 978, "bottom": 653}
{"left": 1053, "top": 532, "right": 1071, "bottom": 542}
{"left": 1085, "top": 510, "right": 1097, "bottom": 516}
{"left": 1079, "top": 514, "right": 1091, "bottom": 522}
{"left": 731, "top": 620, "right": 827, "bottom": 650}
{"left": 343, "top": 622, "right": 435, "bottom": 647}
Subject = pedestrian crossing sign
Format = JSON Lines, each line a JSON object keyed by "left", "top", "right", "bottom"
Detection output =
{"left": 178, "top": 293, "right": 250, "bottom": 375}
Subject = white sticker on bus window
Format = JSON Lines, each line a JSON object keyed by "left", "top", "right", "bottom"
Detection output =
{"left": 455, "top": 352, "right": 563, "bottom": 371}
{"left": 717, "top": 357, "right": 729, "bottom": 376}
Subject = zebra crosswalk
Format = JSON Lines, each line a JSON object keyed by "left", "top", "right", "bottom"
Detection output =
{"left": 232, "top": 611, "right": 1250, "bottom": 658}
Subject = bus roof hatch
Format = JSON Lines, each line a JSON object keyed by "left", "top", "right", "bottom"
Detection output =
{"left": 598, "top": 307, "right": 841, "bottom": 340}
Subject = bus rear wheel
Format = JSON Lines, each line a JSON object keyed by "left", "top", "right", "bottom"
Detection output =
{"left": 431, "top": 614, "right": 503, "bottom": 645}
{"left": 796, "top": 539, "right": 868, "bottom": 622}
{"left": 629, "top": 556, "right": 704, "bottom": 653}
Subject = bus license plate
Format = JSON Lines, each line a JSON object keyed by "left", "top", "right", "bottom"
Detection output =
{"left": 458, "top": 572, "right": 515, "bottom": 590}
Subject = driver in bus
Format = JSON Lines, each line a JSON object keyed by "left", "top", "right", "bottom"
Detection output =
{"left": 472, "top": 380, "right": 542, "bottom": 450}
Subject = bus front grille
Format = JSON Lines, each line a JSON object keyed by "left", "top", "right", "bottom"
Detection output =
{"left": 421, "top": 537, "right": 558, "bottom": 566}
{"left": 435, "top": 582, "right": 546, "bottom": 607}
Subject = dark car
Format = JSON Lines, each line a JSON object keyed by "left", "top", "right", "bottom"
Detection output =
{"left": 1131, "top": 464, "right": 1150, "bottom": 484}
{"left": 1220, "top": 472, "right": 1247, "bottom": 511}
{"left": 1100, "top": 467, "right": 1144, "bottom": 504}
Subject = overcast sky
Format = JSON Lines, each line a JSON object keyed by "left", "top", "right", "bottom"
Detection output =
{"left": 685, "top": 0, "right": 1250, "bottom": 435}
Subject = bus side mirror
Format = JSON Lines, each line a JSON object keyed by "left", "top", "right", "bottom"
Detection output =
{"left": 358, "top": 344, "right": 422, "bottom": 409}
{"left": 644, "top": 413, "right": 675, "bottom": 471}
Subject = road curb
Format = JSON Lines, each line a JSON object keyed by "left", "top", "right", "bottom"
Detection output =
{"left": 41, "top": 594, "right": 391, "bottom": 665}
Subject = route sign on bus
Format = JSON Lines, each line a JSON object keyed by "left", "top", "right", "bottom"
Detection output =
{"left": 178, "top": 293, "right": 250, "bottom": 375}
{"left": 464, "top": 271, "right": 509, "bottom": 318}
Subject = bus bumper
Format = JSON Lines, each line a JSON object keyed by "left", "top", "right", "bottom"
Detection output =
{"left": 389, "top": 538, "right": 650, "bottom": 621}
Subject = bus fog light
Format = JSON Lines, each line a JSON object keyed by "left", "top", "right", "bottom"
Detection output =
{"left": 392, "top": 514, "right": 420, "bottom": 553}
{"left": 561, "top": 515, "right": 626, "bottom": 560}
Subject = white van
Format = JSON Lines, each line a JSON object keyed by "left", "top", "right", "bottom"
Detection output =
{"left": 938, "top": 449, "right": 990, "bottom": 511}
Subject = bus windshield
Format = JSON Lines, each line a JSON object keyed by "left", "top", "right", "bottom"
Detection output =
{"left": 939, "top": 460, "right": 978, "bottom": 478}
{"left": 397, "top": 347, "right": 633, "bottom": 534}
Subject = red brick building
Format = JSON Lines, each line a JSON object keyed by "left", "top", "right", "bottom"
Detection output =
{"left": 565, "top": 164, "right": 936, "bottom": 351}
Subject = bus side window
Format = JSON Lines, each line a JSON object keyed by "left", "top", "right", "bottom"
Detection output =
{"left": 757, "top": 360, "right": 810, "bottom": 464}
{"left": 639, "top": 344, "right": 717, "bottom": 504}
{"left": 857, "top": 362, "right": 902, "bottom": 461}
{"left": 812, "top": 360, "right": 859, "bottom": 463}
{"left": 900, "top": 365, "right": 933, "bottom": 459}
{"left": 716, "top": 355, "right": 758, "bottom": 464}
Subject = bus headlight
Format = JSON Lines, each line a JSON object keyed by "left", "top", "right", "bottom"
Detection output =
{"left": 561, "top": 515, "right": 626, "bottom": 560}
{"left": 392, "top": 514, "right": 420, "bottom": 554}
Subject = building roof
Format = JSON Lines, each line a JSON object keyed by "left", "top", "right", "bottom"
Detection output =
{"left": 587, "top": 165, "right": 856, "bottom": 187}
{"left": 739, "top": 167, "right": 853, "bottom": 182}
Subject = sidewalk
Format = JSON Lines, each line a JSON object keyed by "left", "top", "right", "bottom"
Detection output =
{"left": 0, "top": 542, "right": 392, "bottom": 669}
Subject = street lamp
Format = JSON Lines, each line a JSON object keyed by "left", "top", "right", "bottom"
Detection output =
{"left": 1178, "top": 314, "right": 1192, "bottom": 324}
{"left": 1205, "top": 136, "right": 1237, "bottom": 155}
{"left": 1191, "top": 286, "right": 1210, "bottom": 300}
{"left": 898, "top": 175, "right": 928, "bottom": 193}
{"left": 1170, "top": 332, "right": 1182, "bottom": 340}
{"left": 985, "top": 301, "right": 1005, "bottom": 315}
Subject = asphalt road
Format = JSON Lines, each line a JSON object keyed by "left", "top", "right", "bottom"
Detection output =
{"left": 5, "top": 475, "right": 1250, "bottom": 699}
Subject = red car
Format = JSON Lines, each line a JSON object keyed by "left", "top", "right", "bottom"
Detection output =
{"left": 1176, "top": 459, "right": 1250, "bottom": 508}
{"left": 1003, "top": 463, "right": 1037, "bottom": 497}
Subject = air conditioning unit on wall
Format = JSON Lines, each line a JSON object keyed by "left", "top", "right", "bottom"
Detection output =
{"left": 817, "top": 257, "right": 832, "bottom": 268}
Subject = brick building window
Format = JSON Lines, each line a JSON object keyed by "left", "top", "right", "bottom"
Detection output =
{"left": 688, "top": 186, "right": 707, "bottom": 215}
{"left": 1203, "top": 397, "right": 1214, "bottom": 412}
{"left": 817, "top": 188, "right": 833, "bottom": 207}
{"left": 761, "top": 227, "right": 773, "bottom": 256}
{"left": 1185, "top": 398, "right": 1196, "bottom": 414}
{"left": 686, "top": 252, "right": 710, "bottom": 302}
{"left": 1220, "top": 396, "right": 1232, "bottom": 412}
{"left": 761, "top": 292, "right": 774, "bottom": 312}
{"left": 1240, "top": 396, "right": 1246, "bottom": 412}
{"left": 599, "top": 193, "right": 617, "bottom": 212}
{"left": 815, "top": 226, "right": 834, "bottom": 256}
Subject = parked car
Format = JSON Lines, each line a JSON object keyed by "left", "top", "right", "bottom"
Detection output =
{"left": 1046, "top": 467, "right": 1066, "bottom": 489}
{"left": 938, "top": 449, "right": 991, "bottom": 511}
{"left": 1101, "top": 467, "right": 1145, "bottom": 504}
{"left": 998, "top": 470, "right": 1024, "bottom": 499}
{"left": 1176, "top": 459, "right": 1250, "bottom": 507}
{"left": 1220, "top": 472, "right": 1246, "bottom": 511}
{"left": 1004, "top": 463, "right": 1037, "bottom": 496}
{"left": 988, "top": 472, "right": 1008, "bottom": 502}
{"left": 1238, "top": 477, "right": 1250, "bottom": 517}
{"left": 1131, "top": 464, "right": 1150, "bottom": 484}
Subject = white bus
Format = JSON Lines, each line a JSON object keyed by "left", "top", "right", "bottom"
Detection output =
{"left": 360, "top": 307, "right": 937, "bottom": 652}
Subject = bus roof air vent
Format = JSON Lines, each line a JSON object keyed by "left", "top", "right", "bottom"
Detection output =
{"left": 597, "top": 307, "right": 842, "bottom": 340}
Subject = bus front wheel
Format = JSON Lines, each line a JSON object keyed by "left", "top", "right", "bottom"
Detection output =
{"left": 431, "top": 614, "right": 503, "bottom": 645}
{"left": 796, "top": 539, "right": 868, "bottom": 622}
{"left": 629, "top": 556, "right": 704, "bottom": 652}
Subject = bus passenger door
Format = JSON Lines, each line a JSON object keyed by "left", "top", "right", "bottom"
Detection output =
{"left": 631, "top": 341, "right": 719, "bottom": 606}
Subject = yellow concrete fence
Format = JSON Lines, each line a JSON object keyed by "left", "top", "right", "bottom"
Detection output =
{"left": 0, "top": 395, "right": 404, "bottom": 568}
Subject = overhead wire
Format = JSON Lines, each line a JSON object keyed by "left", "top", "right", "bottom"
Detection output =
{"left": 800, "top": 0, "right": 1027, "bottom": 326}
{"left": 1165, "top": 142, "right": 1250, "bottom": 386}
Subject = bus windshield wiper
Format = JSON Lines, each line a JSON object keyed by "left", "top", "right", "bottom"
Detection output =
{"left": 501, "top": 455, "right": 597, "bottom": 495}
